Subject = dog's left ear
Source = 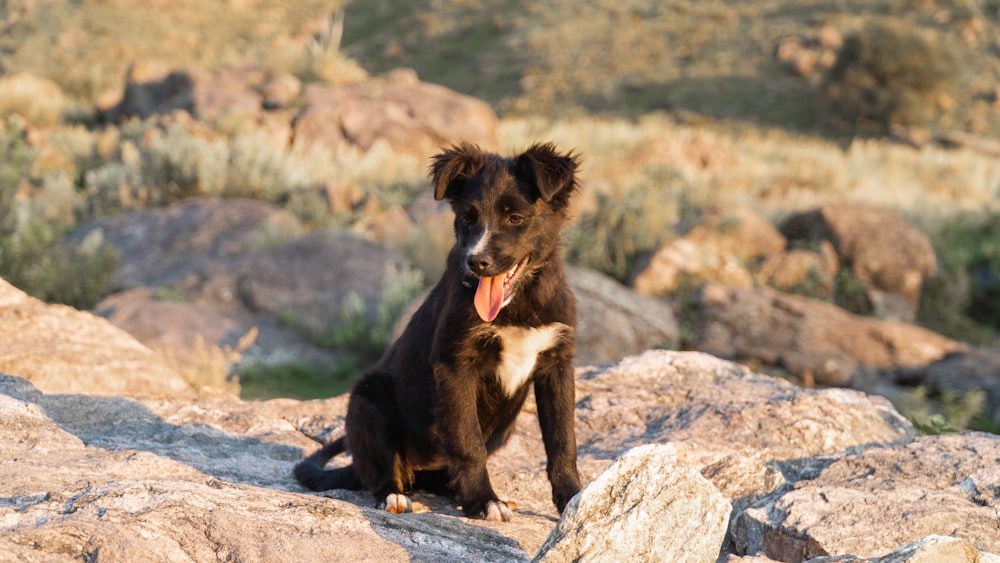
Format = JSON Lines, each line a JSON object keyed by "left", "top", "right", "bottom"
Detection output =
{"left": 430, "top": 143, "right": 485, "bottom": 201}
{"left": 515, "top": 142, "right": 579, "bottom": 208}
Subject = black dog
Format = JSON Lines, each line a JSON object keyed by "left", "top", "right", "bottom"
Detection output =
{"left": 294, "top": 142, "right": 583, "bottom": 521}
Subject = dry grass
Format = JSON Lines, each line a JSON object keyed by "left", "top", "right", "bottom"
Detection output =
{"left": 499, "top": 115, "right": 1000, "bottom": 223}
{"left": 1, "top": 0, "right": 349, "bottom": 102}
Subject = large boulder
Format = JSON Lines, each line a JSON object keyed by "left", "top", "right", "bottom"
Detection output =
{"left": 536, "top": 444, "right": 731, "bottom": 562}
{"left": 733, "top": 434, "right": 1000, "bottom": 561}
{"left": 0, "top": 71, "right": 66, "bottom": 128}
{"left": 571, "top": 267, "right": 679, "bottom": 366}
{"left": 780, "top": 203, "right": 938, "bottom": 321}
{"left": 632, "top": 205, "right": 786, "bottom": 297}
{"left": 71, "top": 198, "right": 304, "bottom": 290}
{"left": 107, "top": 62, "right": 267, "bottom": 123}
{"left": 0, "top": 349, "right": 931, "bottom": 561}
{"left": 293, "top": 68, "right": 499, "bottom": 157}
{"left": 83, "top": 199, "right": 420, "bottom": 375}
{"left": 105, "top": 64, "right": 499, "bottom": 158}
{"left": 694, "top": 283, "right": 964, "bottom": 386}
{"left": 0, "top": 279, "right": 193, "bottom": 398}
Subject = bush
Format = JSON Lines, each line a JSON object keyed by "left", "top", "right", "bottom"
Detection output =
{"left": 822, "top": 19, "right": 960, "bottom": 132}
{"left": 564, "top": 170, "right": 692, "bottom": 282}
{"left": 919, "top": 211, "right": 1000, "bottom": 343}
{"left": 0, "top": 119, "right": 38, "bottom": 232}
{"left": 0, "top": 222, "right": 120, "bottom": 310}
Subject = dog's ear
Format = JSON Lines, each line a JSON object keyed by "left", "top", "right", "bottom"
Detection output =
{"left": 429, "top": 143, "right": 485, "bottom": 201}
{"left": 515, "top": 142, "right": 579, "bottom": 208}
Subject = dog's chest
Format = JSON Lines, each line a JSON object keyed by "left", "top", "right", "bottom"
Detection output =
{"left": 492, "top": 323, "right": 566, "bottom": 397}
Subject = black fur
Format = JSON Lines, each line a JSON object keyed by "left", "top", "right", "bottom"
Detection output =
{"left": 294, "top": 142, "right": 583, "bottom": 520}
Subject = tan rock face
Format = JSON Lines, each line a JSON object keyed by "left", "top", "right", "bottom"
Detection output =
{"left": 1, "top": 347, "right": 939, "bottom": 561}
{"left": 293, "top": 74, "right": 499, "bottom": 158}
{"left": 781, "top": 203, "right": 938, "bottom": 321}
{"left": 0, "top": 279, "right": 193, "bottom": 398}
{"left": 733, "top": 434, "right": 1000, "bottom": 561}
{"left": 104, "top": 63, "right": 499, "bottom": 159}
{"left": 536, "top": 444, "right": 731, "bottom": 563}
{"left": 632, "top": 205, "right": 786, "bottom": 297}
{"left": 694, "top": 283, "right": 965, "bottom": 386}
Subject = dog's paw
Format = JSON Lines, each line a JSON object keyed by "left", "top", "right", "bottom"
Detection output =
{"left": 464, "top": 499, "right": 514, "bottom": 522}
{"left": 379, "top": 493, "right": 413, "bottom": 514}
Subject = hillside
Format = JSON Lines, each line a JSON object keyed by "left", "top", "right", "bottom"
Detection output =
{"left": 5, "top": 0, "right": 1000, "bottom": 137}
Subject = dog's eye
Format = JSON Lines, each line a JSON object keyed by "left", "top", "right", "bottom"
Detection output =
{"left": 507, "top": 214, "right": 525, "bottom": 225}
{"left": 460, "top": 212, "right": 477, "bottom": 226}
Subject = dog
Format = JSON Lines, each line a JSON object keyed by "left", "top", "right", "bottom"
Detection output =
{"left": 294, "top": 142, "right": 583, "bottom": 521}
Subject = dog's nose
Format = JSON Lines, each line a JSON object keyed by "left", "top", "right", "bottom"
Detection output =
{"left": 467, "top": 254, "right": 491, "bottom": 274}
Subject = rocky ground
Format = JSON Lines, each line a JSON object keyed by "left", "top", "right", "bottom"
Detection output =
{"left": 2, "top": 278, "right": 999, "bottom": 562}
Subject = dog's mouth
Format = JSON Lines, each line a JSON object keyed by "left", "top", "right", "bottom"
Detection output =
{"left": 473, "top": 256, "right": 529, "bottom": 322}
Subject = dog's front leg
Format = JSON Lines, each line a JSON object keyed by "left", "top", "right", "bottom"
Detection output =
{"left": 534, "top": 354, "right": 583, "bottom": 513}
{"left": 434, "top": 361, "right": 513, "bottom": 522}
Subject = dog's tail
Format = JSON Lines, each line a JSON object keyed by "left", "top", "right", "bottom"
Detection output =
{"left": 293, "top": 437, "right": 364, "bottom": 491}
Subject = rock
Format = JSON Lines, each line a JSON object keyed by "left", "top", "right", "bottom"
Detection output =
{"left": 226, "top": 229, "right": 420, "bottom": 337}
{"left": 632, "top": 205, "right": 785, "bottom": 297}
{"left": 733, "top": 434, "right": 1000, "bottom": 561}
{"left": 535, "top": 444, "right": 731, "bottom": 562}
{"left": 0, "top": 377, "right": 529, "bottom": 562}
{"left": 83, "top": 199, "right": 422, "bottom": 377}
{"left": 1, "top": 348, "right": 924, "bottom": 561}
{"left": 260, "top": 72, "right": 302, "bottom": 109}
{"left": 730, "top": 537, "right": 1000, "bottom": 563}
{"left": 0, "top": 71, "right": 66, "bottom": 128}
{"left": 564, "top": 267, "right": 679, "bottom": 366}
{"left": 293, "top": 73, "right": 499, "bottom": 158}
{"left": 780, "top": 203, "right": 938, "bottom": 321}
{"left": 694, "top": 283, "right": 964, "bottom": 386}
{"left": 71, "top": 198, "right": 303, "bottom": 289}
{"left": 108, "top": 63, "right": 266, "bottom": 123}
{"left": 0, "top": 278, "right": 194, "bottom": 397}
{"left": 756, "top": 240, "right": 839, "bottom": 299}
{"left": 571, "top": 351, "right": 915, "bottom": 469}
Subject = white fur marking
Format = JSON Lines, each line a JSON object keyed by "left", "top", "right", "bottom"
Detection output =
{"left": 383, "top": 493, "right": 413, "bottom": 514}
{"left": 466, "top": 227, "right": 490, "bottom": 260}
{"left": 494, "top": 324, "right": 566, "bottom": 397}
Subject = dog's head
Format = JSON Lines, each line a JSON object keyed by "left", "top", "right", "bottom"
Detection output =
{"left": 430, "top": 142, "right": 579, "bottom": 322}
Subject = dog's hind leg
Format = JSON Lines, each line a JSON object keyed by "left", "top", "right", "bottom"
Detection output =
{"left": 346, "top": 371, "right": 416, "bottom": 513}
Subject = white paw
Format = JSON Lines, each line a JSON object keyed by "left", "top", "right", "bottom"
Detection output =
{"left": 381, "top": 493, "right": 413, "bottom": 514}
{"left": 484, "top": 500, "right": 513, "bottom": 522}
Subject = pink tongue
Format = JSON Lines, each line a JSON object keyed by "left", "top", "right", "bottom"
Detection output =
{"left": 474, "top": 275, "right": 505, "bottom": 322}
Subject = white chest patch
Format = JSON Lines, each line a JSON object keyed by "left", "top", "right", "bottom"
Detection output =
{"left": 494, "top": 323, "right": 567, "bottom": 397}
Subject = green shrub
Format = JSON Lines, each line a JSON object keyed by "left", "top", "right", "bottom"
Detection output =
{"left": 0, "top": 119, "right": 38, "bottom": 232}
{"left": 832, "top": 268, "right": 872, "bottom": 316}
{"left": 0, "top": 222, "right": 120, "bottom": 310}
{"left": 918, "top": 211, "right": 1000, "bottom": 343}
{"left": 895, "top": 385, "right": 993, "bottom": 435}
{"left": 822, "top": 19, "right": 960, "bottom": 132}
{"left": 321, "top": 262, "right": 426, "bottom": 361}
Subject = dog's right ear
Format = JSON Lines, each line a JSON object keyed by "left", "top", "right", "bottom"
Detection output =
{"left": 430, "top": 143, "right": 485, "bottom": 201}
